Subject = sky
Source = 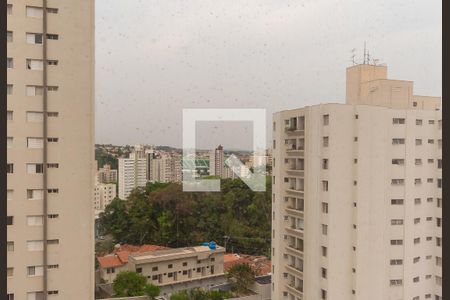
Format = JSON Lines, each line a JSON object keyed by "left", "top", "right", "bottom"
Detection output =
{"left": 95, "top": 0, "right": 442, "bottom": 150}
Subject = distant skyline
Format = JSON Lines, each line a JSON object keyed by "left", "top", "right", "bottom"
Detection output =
{"left": 96, "top": 0, "right": 441, "bottom": 150}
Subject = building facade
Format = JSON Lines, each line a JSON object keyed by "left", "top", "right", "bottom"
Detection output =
{"left": 118, "top": 146, "right": 147, "bottom": 199}
{"left": 97, "top": 164, "right": 118, "bottom": 184}
{"left": 272, "top": 64, "right": 442, "bottom": 300}
{"left": 209, "top": 145, "right": 224, "bottom": 178}
{"left": 7, "top": 1, "right": 95, "bottom": 299}
{"left": 94, "top": 183, "right": 117, "bottom": 212}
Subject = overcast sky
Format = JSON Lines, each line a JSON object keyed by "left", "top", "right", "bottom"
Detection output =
{"left": 95, "top": 0, "right": 441, "bottom": 150}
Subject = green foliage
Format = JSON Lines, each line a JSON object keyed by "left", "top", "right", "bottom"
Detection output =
{"left": 170, "top": 288, "right": 232, "bottom": 300}
{"left": 226, "top": 263, "right": 256, "bottom": 295}
{"left": 99, "top": 178, "right": 272, "bottom": 255}
{"left": 144, "top": 283, "right": 160, "bottom": 299}
{"left": 95, "top": 148, "right": 118, "bottom": 169}
{"left": 112, "top": 271, "right": 147, "bottom": 297}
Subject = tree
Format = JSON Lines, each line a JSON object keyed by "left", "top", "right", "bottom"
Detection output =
{"left": 144, "top": 284, "right": 161, "bottom": 300}
{"left": 112, "top": 271, "right": 147, "bottom": 297}
{"left": 169, "top": 288, "right": 231, "bottom": 300}
{"left": 226, "top": 263, "right": 256, "bottom": 295}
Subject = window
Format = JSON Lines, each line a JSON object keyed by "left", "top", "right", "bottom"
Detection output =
{"left": 436, "top": 256, "right": 442, "bottom": 266}
{"left": 7, "top": 57, "right": 13, "bottom": 68}
{"left": 321, "top": 289, "right": 327, "bottom": 299}
{"left": 323, "top": 136, "right": 329, "bottom": 147}
{"left": 414, "top": 198, "right": 421, "bottom": 204}
{"left": 416, "top": 119, "right": 423, "bottom": 125}
{"left": 392, "top": 159, "right": 404, "bottom": 165}
{"left": 415, "top": 159, "right": 422, "bottom": 165}
{"left": 27, "top": 292, "right": 44, "bottom": 300}
{"left": 437, "top": 198, "right": 442, "bottom": 208}
{"left": 391, "top": 179, "right": 404, "bottom": 186}
{"left": 323, "top": 114, "right": 329, "bottom": 125}
{"left": 436, "top": 218, "right": 442, "bottom": 227}
{"left": 437, "top": 179, "right": 442, "bottom": 188}
{"left": 390, "top": 240, "right": 403, "bottom": 245}
{"left": 426, "top": 236, "right": 432, "bottom": 241}
{"left": 48, "top": 291, "right": 59, "bottom": 295}
{"left": 136, "top": 267, "right": 142, "bottom": 273}
{"left": 27, "top": 216, "right": 44, "bottom": 226}
{"left": 26, "top": 6, "right": 44, "bottom": 17}
{"left": 322, "top": 159, "right": 328, "bottom": 169}
{"left": 26, "top": 33, "right": 43, "bottom": 44}
{"left": 26, "top": 59, "right": 44, "bottom": 70}
{"left": 27, "top": 189, "right": 44, "bottom": 200}
{"left": 322, "top": 181, "right": 328, "bottom": 191}
{"left": 415, "top": 139, "right": 422, "bottom": 145}
{"left": 7, "top": 216, "right": 13, "bottom": 225}
{"left": 428, "top": 139, "right": 434, "bottom": 144}
{"left": 413, "top": 257, "right": 420, "bottom": 263}
{"left": 391, "top": 219, "right": 403, "bottom": 225}
{"left": 392, "top": 138, "right": 405, "bottom": 145}
{"left": 106, "top": 268, "right": 115, "bottom": 274}
{"left": 7, "top": 163, "right": 14, "bottom": 174}
{"left": 27, "top": 240, "right": 44, "bottom": 251}
{"left": 414, "top": 178, "right": 422, "bottom": 185}
{"left": 390, "top": 259, "right": 402, "bottom": 265}
{"left": 7, "top": 137, "right": 13, "bottom": 149}
{"left": 26, "top": 85, "right": 44, "bottom": 96}
{"left": 27, "top": 163, "right": 44, "bottom": 174}
{"left": 392, "top": 118, "right": 405, "bottom": 124}
{"left": 355, "top": 114, "right": 358, "bottom": 119}
{"left": 27, "top": 112, "right": 44, "bottom": 122}
{"left": 322, "top": 224, "right": 328, "bottom": 235}
{"left": 321, "top": 246, "right": 327, "bottom": 257}
{"left": 27, "top": 138, "right": 44, "bottom": 149}
{"left": 152, "top": 266, "right": 158, "bottom": 271}
{"left": 321, "top": 202, "right": 328, "bottom": 214}
{"left": 321, "top": 267, "right": 327, "bottom": 278}
{"left": 438, "top": 159, "right": 442, "bottom": 169}
{"left": 7, "top": 268, "right": 13, "bottom": 277}
{"left": 7, "top": 31, "right": 13, "bottom": 42}
{"left": 168, "top": 264, "right": 173, "bottom": 269}
{"left": 414, "top": 218, "right": 420, "bottom": 224}
{"left": 436, "top": 276, "right": 442, "bottom": 286}
{"left": 183, "top": 262, "right": 188, "bottom": 266}
{"left": 48, "top": 60, "right": 58, "bottom": 66}
{"left": 391, "top": 199, "right": 404, "bottom": 205}
{"left": 48, "top": 137, "right": 59, "bottom": 143}
{"left": 48, "top": 214, "right": 59, "bottom": 219}
{"left": 427, "top": 178, "right": 433, "bottom": 183}
{"left": 7, "top": 4, "right": 12, "bottom": 15}
{"left": 47, "top": 163, "right": 59, "bottom": 169}
{"left": 27, "top": 266, "right": 44, "bottom": 276}
{"left": 414, "top": 237, "right": 420, "bottom": 244}
{"left": 7, "top": 84, "right": 13, "bottom": 95}
{"left": 390, "top": 279, "right": 402, "bottom": 286}
{"left": 47, "top": 33, "right": 59, "bottom": 40}
{"left": 429, "top": 120, "right": 435, "bottom": 124}
{"left": 7, "top": 241, "right": 14, "bottom": 252}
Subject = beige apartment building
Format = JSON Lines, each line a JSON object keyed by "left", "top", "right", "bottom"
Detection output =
{"left": 94, "top": 183, "right": 117, "bottom": 212}
{"left": 272, "top": 64, "right": 442, "bottom": 300}
{"left": 7, "top": 1, "right": 95, "bottom": 300}
{"left": 98, "top": 244, "right": 226, "bottom": 297}
{"left": 209, "top": 145, "right": 225, "bottom": 178}
{"left": 97, "top": 164, "right": 118, "bottom": 184}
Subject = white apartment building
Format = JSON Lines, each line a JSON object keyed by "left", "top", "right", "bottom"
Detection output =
{"left": 209, "top": 145, "right": 224, "bottom": 178}
{"left": 94, "top": 183, "right": 117, "bottom": 212}
{"left": 118, "top": 147, "right": 147, "bottom": 199}
{"left": 97, "top": 164, "right": 118, "bottom": 184}
{"left": 272, "top": 64, "right": 442, "bottom": 300}
{"left": 7, "top": 1, "right": 95, "bottom": 299}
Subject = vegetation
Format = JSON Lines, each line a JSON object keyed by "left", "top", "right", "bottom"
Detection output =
{"left": 170, "top": 288, "right": 232, "bottom": 300}
{"left": 112, "top": 271, "right": 160, "bottom": 297}
{"left": 226, "top": 263, "right": 256, "bottom": 295}
{"left": 95, "top": 148, "right": 119, "bottom": 169}
{"left": 99, "top": 178, "right": 271, "bottom": 256}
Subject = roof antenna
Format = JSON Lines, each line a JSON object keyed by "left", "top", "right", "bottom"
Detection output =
{"left": 363, "top": 41, "right": 367, "bottom": 64}
{"left": 351, "top": 48, "right": 357, "bottom": 65}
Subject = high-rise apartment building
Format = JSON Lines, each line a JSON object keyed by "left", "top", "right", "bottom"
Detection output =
{"left": 94, "top": 183, "right": 117, "bottom": 213}
{"left": 147, "top": 151, "right": 182, "bottom": 183}
{"left": 272, "top": 64, "right": 442, "bottom": 300}
{"left": 96, "top": 164, "right": 118, "bottom": 184}
{"left": 118, "top": 145, "right": 147, "bottom": 199}
{"left": 7, "top": 1, "right": 95, "bottom": 299}
{"left": 209, "top": 145, "right": 224, "bottom": 178}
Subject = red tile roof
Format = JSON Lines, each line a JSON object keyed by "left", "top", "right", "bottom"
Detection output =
{"left": 224, "top": 253, "right": 272, "bottom": 276}
{"left": 97, "top": 244, "right": 169, "bottom": 269}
